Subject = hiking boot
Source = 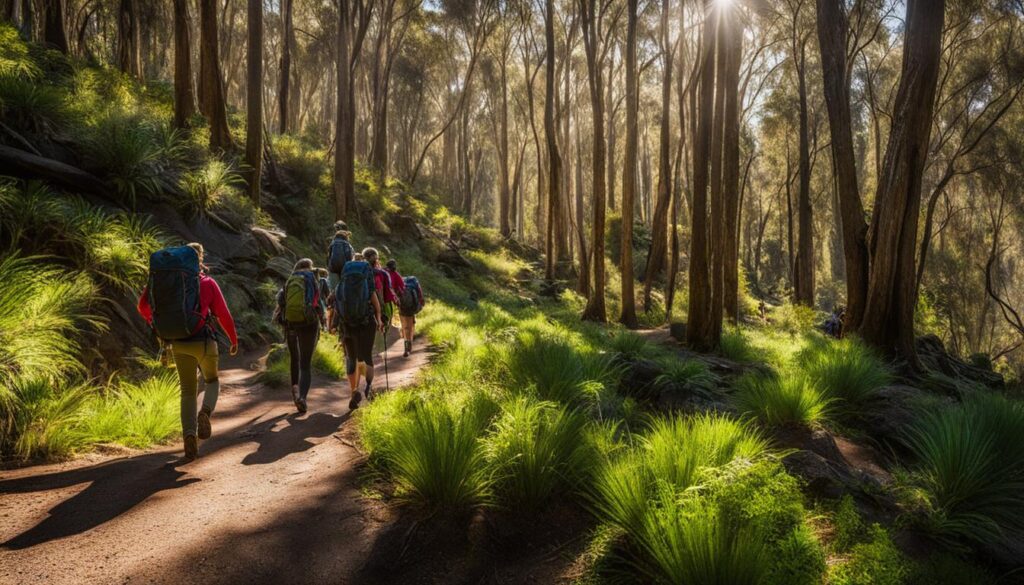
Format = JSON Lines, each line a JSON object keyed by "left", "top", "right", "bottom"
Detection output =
{"left": 183, "top": 434, "right": 198, "bottom": 461}
{"left": 403, "top": 340, "right": 411, "bottom": 357}
{"left": 297, "top": 398, "right": 307, "bottom": 414}
{"left": 197, "top": 408, "right": 212, "bottom": 440}
{"left": 348, "top": 390, "right": 362, "bottom": 410}
{"left": 290, "top": 384, "right": 299, "bottom": 408}
{"left": 365, "top": 384, "right": 373, "bottom": 402}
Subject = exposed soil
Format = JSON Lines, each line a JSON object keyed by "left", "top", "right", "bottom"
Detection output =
{"left": 0, "top": 330, "right": 586, "bottom": 585}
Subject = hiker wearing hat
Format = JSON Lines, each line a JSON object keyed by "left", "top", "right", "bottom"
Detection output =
{"left": 326, "top": 221, "right": 353, "bottom": 331}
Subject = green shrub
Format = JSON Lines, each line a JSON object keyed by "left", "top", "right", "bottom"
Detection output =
{"left": 0, "top": 24, "right": 40, "bottom": 79}
{"left": 483, "top": 398, "right": 593, "bottom": 508}
{"left": 654, "top": 357, "right": 717, "bottom": 394}
{"left": 636, "top": 492, "right": 769, "bottom": 585}
{"left": 7, "top": 377, "right": 89, "bottom": 460}
{"left": 642, "top": 414, "right": 770, "bottom": 491}
{"left": 357, "top": 387, "right": 419, "bottom": 463}
{"left": 180, "top": 158, "right": 244, "bottom": 216}
{"left": 765, "top": 524, "right": 827, "bottom": 585}
{"left": 707, "top": 459, "right": 807, "bottom": 541}
{"left": 800, "top": 337, "right": 891, "bottom": 418}
{"left": 903, "top": 393, "right": 1024, "bottom": 553}
{"left": 499, "top": 330, "right": 620, "bottom": 405}
{"left": 719, "top": 328, "right": 758, "bottom": 363}
{"left": 733, "top": 372, "right": 830, "bottom": 427}
{"left": 0, "top": 73, "right": 68, "bottom": 135}
{"left": 383, "top": 394, "right": 493, "bottom": 509}
{"left": 0, "top": 256, "right": 102, "bottom": 393}
{"left": 772, "top": 302, "right": 819, "bottom": 336}
{"left": 831, "top": 495, "right": 868, "bottom": 551}
{"left": 312, "top": 338, "right": 347, "bottom": 380}
{"left": 609, "top": 330, "right": 656, "bottom": 361}
{"left": 82, "top": 111, "right": 176, "bottom": 204}
{"left": 79, "top": 373, "right": 179, "bottom": 447}
{"left": 828, "top": 524, "right": 910, "bottom": 585}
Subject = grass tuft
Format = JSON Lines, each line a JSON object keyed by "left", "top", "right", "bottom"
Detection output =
{"left": 733, "top": 372, "right": 831, "bottom": 427}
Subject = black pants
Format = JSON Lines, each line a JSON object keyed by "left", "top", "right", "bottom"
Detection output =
{"left": 342, "top": 321, "right": 376, "bottom": 375}
{"left": 287, "top": 323, "right": 319, "bottom": 400}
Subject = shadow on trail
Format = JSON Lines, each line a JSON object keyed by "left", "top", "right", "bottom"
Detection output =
{"left": 124, "top": 463, "right": 369, "bottom": 585}
{"left": 241, "top": 412, "right": 348, "bottom": 466}
{"left": 0, "top": 452, "right": 198, "bottom": 550}
{"left": 0, "top": 412, "right": 284, "bottom": 550}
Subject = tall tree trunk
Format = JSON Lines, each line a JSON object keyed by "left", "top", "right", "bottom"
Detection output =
{"left": 43, "top": 0, "right": 68, "bottom": 53}
{"left": 619, "top": 0, "right": 639, "bottom": 328}
{"left": 543, "top": 0, "right": 563, "bottom": 281}
{"left": 172, "top": 0, "right": 196, "bottom": 129}
{"left": 334, "top": 1, "right": 354, "bottom": 220}
{"left": 606, "top": 52, "right": 617, "bottom": 212}
{"left": 686, "top": 4, "right": 717, "bottom": 350}
{"left": 794, "top": 38, "right": 815, "bottom": 306}
{"left": 580, "top": 0, "right": 607, "bottom": 322}
{"left": 643, "top": 0, "right": 673, "bottom": 314}
{"left": 708, "top": 7, "right": 727, "bottom": 344}
{"left": 722, "top": 7, "right": 742, "bottom": 321}
{"left": 245, "top": 0, "right": 262, "bottom": 206}
{"left": 575, "top": 117, "right": 589, "bottom": 297}
{"left": 497, "top": 47, "right": 512, "bottom": 237}
{"left": 117, "top": 0, "right": 141, "bottom": 79}
{"left": 278, "top": 0, "right": 293, "bottom": 133}
{"left": 860, "top": 0, "right": 945, "bottom": 368}
{"left": 199, "top": 0, "right": 233, "bottom": 151}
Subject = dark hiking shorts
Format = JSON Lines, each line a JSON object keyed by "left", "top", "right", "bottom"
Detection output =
{"left": 342, "top": 321, "right": 376, "bottom": 374}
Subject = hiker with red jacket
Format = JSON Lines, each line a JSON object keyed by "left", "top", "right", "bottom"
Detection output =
{"left": 138, "top": 242, "right": 238, "bottom": 461}
{"left": 387, "top": 259, "right": 425, "bottom": 357}
{"left": 274, "top": 258, "right": 326, "bottom": 414}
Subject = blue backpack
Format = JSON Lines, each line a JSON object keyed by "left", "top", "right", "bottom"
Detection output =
{"left": 335, "top": 261, "right": 373, "bottom": 326}
{"left": 327, "top": 237, "right": 354, "bottom": 274}
{"left": 399, "top": 276, "right": 423, "bottom": 315}
{"left": 147, "top": 246, "right": 203, "bottom": 340}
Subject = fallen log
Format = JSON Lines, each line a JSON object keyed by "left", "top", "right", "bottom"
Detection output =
{"left": 0, "top": 144, "right": 111, "bottom": 198}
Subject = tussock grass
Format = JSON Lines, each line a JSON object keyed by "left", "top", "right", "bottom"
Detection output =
{"left": 497, "top": 330, "right": 620, "bottom": 405}
{"left": 7, "top": 377, "right": 90, "bottom": 460}
{"left": 903, "top": 393, "right": 1024, "bottom": 553}
{"left": 654, "top": 357, "right": 717, "bottom": 394}
{"left": 800, "top": 337, "right": 892, "bottom": 418}
{"left": 383, "top": 394, "right": 495, "bottom": 509}
{"left": 79, "top": 373, "right": 179, "bottom": 448}
{"left": 483, "top": 398, "right": 594, "bottom": 508}
{"left": 733, "top": 372, "right": 831, "bottom": 427}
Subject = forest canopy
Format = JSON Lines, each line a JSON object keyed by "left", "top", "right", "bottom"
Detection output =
{"left": 2, "top": 0, "right": 1023, "bottom": 376}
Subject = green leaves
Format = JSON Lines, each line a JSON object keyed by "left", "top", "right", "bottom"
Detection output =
{"left": 904, "top": 394, "right": 1024, "bottom": 553}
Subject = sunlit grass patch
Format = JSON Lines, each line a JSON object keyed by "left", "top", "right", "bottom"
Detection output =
{"left": 482, "top": 397, "right": 594, "bottom": 508}
{"left": 799, "top": 337, "right": 892, "bottom": 419}
{"left": 79, "top": 373, "right": 180, "bottom": 448}
{"left": 733, "top": 372, "right": 831, "bottom": 427}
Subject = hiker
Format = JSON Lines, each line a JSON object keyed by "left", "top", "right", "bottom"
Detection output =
{"left": 367, "top": 249, "right": 396, "bottom": 329}
{"left": 325, "top": 222, "right": 354, "bottom": 329}
{"left": 138, "top": 243, "right": 238, "bottom": 461}
{"left": 387, "top": 259, "right": 425, "bottom": 357}
{"left": 274, "top": 258, "right": 326, "bottom": 414}
{"left": 823, "top": 306, "right": 846, "bottom": 340}
{"left": 334, "top": 248, "right": 384, "bottom": 410}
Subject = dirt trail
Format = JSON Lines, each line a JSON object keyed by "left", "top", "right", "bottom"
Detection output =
{"left": 0, "top": 330, "right": 428, "bottom": 585}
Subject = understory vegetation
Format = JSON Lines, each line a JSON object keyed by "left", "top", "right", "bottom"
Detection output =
{"left": 2, "top": 18, "right": 1022, "bottom": 585}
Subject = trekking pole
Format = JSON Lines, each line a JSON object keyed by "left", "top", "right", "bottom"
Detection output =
{"left": 382, "top": 325, "right": 390, "bottom": 393}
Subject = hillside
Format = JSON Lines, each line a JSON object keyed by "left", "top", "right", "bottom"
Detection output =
{"left": 1, "top": 19, "right": 1022, "bottom": 585}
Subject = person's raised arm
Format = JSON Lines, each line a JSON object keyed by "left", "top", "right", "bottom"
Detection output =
{"left": 206, "top": 278, "right": 239, "bottom": 354}
{"left": 137, "top": 286, "right": 153, "bottom": 323}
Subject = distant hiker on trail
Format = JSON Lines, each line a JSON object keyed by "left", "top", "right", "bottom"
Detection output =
{"left": 387, "top": 259, "right": 425, "bottom": 357}
{"left": 334, "top": 247, "right": 384, "bottom": 410}
{"left": 368, "top": 250, "right": 396, "bottom": 328}
{"left": 274, "top": 258, "right": 326, "bottom": 414}
{"left": 138, "top": 242, "right": 238, "bottom": 461}
{"left": 823, "top": 306, "right": 846, "bottom": 340}
{"left": 326, "top": 222, "right": 354, "bottom": 329}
